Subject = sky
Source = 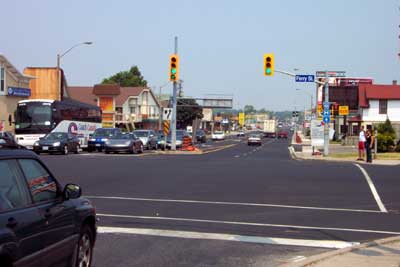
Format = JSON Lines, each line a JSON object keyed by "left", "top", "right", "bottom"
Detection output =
{"left": 1, "top": 0, "right": 399, "bottom": 111}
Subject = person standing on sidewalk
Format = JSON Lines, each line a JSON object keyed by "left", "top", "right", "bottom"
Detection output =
{"left": 365, "top": 129, "right": 375, "bottom": 163}
{"left": 357, "top": 126, "right": 366, "bottom": 161}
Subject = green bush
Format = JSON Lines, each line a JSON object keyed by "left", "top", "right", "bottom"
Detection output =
{"left": 377, "top": 133, "right": 396, "bottom": 152}
{"left": 376, "top": 119, "right": 397, "bottom": 152}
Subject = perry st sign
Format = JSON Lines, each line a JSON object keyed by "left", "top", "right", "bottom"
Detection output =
{"left": 295, "top": 75, "right": 315, "bottom": 83}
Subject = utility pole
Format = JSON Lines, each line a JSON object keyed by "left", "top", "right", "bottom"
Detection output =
{"left": 323, "top": 71, "right": 329, "bottom": 156}
{"left": 171, "top": 36, "right": 178, "bottom": 150}
{"left": 158, "top": 86, "right": 163, "bottom": 131}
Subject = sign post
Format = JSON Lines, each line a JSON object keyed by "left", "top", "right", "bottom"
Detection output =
{"left": 323, "top": 71, "right": 329, "bottom": 156}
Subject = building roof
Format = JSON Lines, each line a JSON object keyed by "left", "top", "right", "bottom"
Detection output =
{"left": 93, "top": 84, "right": 121, "bottom": 95}
{"left": 67, "top": 86, "right": 158, "bottom": 107}
{"left": 115, "top": 87, "right": 145, "bottom": 106}
{"left": 0, "top": 54, "right": 35, "bottom": 82}
{"left": 66, "top": 86, "right": 97, "bottom": 105}
{"left": 359, "top": 84, "right": 400, "bottom": 108}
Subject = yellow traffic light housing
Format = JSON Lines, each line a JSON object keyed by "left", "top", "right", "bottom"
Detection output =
{"left": 169, "top": 54, "right": 179, "bottom": 82}
{"left": 264, "top": 54, "right": 274, "bottom": 76}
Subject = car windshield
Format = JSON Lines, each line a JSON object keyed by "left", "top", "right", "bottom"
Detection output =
{"left": 44, "top": 132, "right": 68, "bottom": 140}
{"left": 134, "top": 131, "right": 148, "bottom": 137}
{"left": 214, "top": 131, "right": 223, "bottom": 134}
{"left": 93, "top": 129, "right": 118, "bottom": 137}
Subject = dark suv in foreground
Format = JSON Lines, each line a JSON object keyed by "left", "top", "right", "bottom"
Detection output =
{"left": 0, "top": 148, "right": 97, "bottom": 267}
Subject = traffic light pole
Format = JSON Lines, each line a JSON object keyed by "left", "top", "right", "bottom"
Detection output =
{"left": 171, "top": 36, "right": 178, "bottom": 151}
{"left": 323, "top": 71, "right": 329, "bottom": 156}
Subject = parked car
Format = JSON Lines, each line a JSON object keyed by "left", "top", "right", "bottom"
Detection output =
{"left": 33, "top": 132, "right": 80, "bottom": 155}
{"left": 104, "top": 133, "right": 144, "bottom": 154}
{"left": 195, "top": 129, "right": 207, "bottom": 143}
{"left": 88, "top": 128, "right": 121, "bottom": 152}
{"left": 0, "top": 132, "right": 21, "bottom": 149}
{"left": 0, "top": 148, "right": 97, "bottom": 267}
{"left": 166, "top": 130, "right": 191, "bottom": 149}
{"left": 212, "top": 131, "right": 226, "bottom": 141}
{"left": 133, "top": 130, "right": 158, "bottom": 150}
{"left": 248, "top": 134, "right": 262, "bottom": 146}
{"left": 156, "top": 131, "right": 166, "bottom": 149}
{"left": 278, "top": 131, "right": 289, "bottom": 139}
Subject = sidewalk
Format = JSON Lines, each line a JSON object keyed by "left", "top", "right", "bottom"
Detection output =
{"left": 290, "top": 131, "right": 400, "bottom": 166}
{"left": 280, "top": 236, "right": 400, "bottom": 267}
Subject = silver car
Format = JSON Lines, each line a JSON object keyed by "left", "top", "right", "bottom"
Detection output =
{"left": 133, "top": 130, "right": 158, "bottom": 150}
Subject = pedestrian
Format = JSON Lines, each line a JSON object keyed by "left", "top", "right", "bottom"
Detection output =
{"left": 365, "top": 129, "right": 375, "bottom": 163}
{"left": 357, "top": 125, "right": 366, "bottom": 161}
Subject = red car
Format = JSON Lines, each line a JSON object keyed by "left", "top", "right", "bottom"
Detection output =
{"left": 277, "top": 131, "right": 288, "bottom": 139}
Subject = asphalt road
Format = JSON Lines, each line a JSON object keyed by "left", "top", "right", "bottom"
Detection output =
{"left": 40, "top": 135, "right": 400, "bottom": 267}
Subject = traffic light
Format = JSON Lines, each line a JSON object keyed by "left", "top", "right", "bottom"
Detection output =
{"left": 169, "top": 54, "right": 179, "bottom": 82}
{"left": 264, "top": 54, "right": 274, "bottom": 76}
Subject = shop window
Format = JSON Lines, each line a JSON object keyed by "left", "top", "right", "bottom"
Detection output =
{"left": 379, "top": 100, "right": 387, "bottom": 114}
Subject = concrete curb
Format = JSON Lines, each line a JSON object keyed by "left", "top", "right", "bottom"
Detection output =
{"left": 278, "top": 235, "right": 400, "bottom": 267}
{"left": 151, "top": 144, "right": 238, "bottom": 156}
{"left": 292, "top": 153, "right": 400, "bottom": 166}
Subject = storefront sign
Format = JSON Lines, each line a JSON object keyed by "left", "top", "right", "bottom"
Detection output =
{"left": 338, "top": 106, "right": 349, "bottom": 116}
{"left": 7, "top": 87, "right": 31, "bottom": 97}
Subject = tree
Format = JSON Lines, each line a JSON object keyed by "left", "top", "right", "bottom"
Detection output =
{"left": 177, "top": 98, "right": 203, "bottom": 129}
{"left": 377, "top": 118, "right": 396, "bottom": 152}
{"left": 244, "top": 105, "right": 256, "bottom": 114}
{"left": 102, "top": 66, "right": 147, "bottom": 87}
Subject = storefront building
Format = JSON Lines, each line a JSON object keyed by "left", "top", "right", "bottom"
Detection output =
{"left": 0, "top": 54, "right": 33, "bottom": 132}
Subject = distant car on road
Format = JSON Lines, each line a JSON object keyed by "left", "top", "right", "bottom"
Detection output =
{"left": 133, "top": 130, "right": 158, "bottom": 150}
{"left": 237, "top": 131, "right": 245, "bottom": 137}
{"left": 33, "top": 132, "right": 80, "bottom": 155}
{"left": 248, "top": 134, "right": 262, "bottom": 146}
{"left": 212, "top": 131, "right": 225, "bottom": 141}
{"left": 278, "top": 131, "right": 289, "bottom": 139}
{"left": 0, "top": 148, "right": 97, "bottom": 267}
{"left": 195, "top": 129, "right": 207, "bottom": 143}
{"left": 104, "top": 133, "right": 144, "bottom": 154}
{"left": 88, "top": 128, "right": 122, "bottom": 152}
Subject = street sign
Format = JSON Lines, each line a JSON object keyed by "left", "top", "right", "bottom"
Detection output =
{"left": 295, "top": 75, "right": 315, "bottom": 83}
{"left": 163, "top": 120, "right": 170, "bottom": 136}
{"left": 292, "top": 111, "right": 299, "bottom": 117}
{"left": 317, "top": 104, "right": 323, "bottom": 114}
{"left": 322, "top": 110, "right": 330, "bottom": 116}
{"left": 238, "top": 112, "right": 245, "bottom": 126}
{"left": 163, "top": 108, "right": 172, "bottom": 120}
{"left": 323, "top": 102, "right": 330, "bottom": 110}
{"left": 316, "top": 71, "right": 346, "bottom": 78}
{"left": 338, "top": 106, "right": 349, "bottom": 116}
{"left": 323, "top": 116, "right": 330, "bottom": 123}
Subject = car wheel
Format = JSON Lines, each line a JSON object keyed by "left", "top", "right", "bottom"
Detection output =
{"left": 63, "top": 145, "right": 69, "bottom": 155}
{"left": 130, "top": 145, "right": 136, "bottom": 154}
{"left": 138, "top": 144, "right": 144, "bottom": 154}
{"left": 75, "top": 225, "right": 94, "bottom": 267}
{"left": 75, "top": 145, "right": 80, "bottom": 154}
{"left": 87, "top": 148, "right": 93, "bottom": 153}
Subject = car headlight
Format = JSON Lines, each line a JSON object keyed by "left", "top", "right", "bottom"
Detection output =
{"left": 125, "top": 141, "right": 131, "bottom": 146}
{"left": 89, "top": 138, "right": 96, "bottom": 142}
{"left": 53, "top": 142, "right": 61, "bottom": 146}
{"left": 34, "top": 141, "right": 39, "bottom": 146}
{"left": 101, "top": 138, "right": 108, "bottom": 142}
{"left": 105, "top": 140, "right": 110, "bottom": 145}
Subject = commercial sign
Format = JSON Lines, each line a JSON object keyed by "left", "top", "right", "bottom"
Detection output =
{"left": 338, "top": 106, "right": 349, "bottom": 116}
{"left": 7, "top": 87, "right": 31, "bottom": 97}
{"left": 311, "top": 120, "right": 324, "bottom": 147}
{"left": 316, "top": 71, "right": 346, "bottom": 78}
{"left": 238, "top": 112, "right": 245, "bottom": 126}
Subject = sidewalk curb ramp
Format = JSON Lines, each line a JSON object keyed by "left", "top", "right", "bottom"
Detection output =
{"left": 278, "top": 235, "right": 400, "bottom": 267}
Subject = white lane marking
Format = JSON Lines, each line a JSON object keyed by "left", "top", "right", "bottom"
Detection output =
{"left": 354, "top": 164, "right": 388, "bottom": 213}
{"left": 87, "top": 195, "right": 381, "bottom": 213}
{"left": 97, "top": 226, "right": 358, "bottom": 249}
{"left": 96, "top": 213, "right": 400, "bottom": 235}
{"left": 289, "top": 256, "right": 306, "bottom": 262}
{"left": 234, "top": 155, "right": 240, "bottom": 158}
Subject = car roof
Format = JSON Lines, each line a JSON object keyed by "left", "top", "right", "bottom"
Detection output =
{"left": 0, "top": 148, "right": 40, "bottom": 160}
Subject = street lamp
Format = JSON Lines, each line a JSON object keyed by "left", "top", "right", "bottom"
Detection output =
{"left": 56, "top": 41, "right": 93, "bottom": 99}
{"left": 296, "top": 88, "right": 314, "bottom": 117}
